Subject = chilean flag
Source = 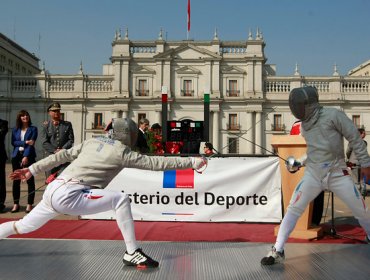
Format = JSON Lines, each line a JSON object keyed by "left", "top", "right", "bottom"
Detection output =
{"left": 187, "top": 0, "right": 191, "bottom": 32}
{"left": 163, "top": 169, "right": 194, "bottom": 188}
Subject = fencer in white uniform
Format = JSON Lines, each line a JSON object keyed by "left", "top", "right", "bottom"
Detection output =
{"left": 261, "top": 86, "right": 370, "bottom": 265}
{"left": 1, "top": 118, "right": 207, "bottom": 268}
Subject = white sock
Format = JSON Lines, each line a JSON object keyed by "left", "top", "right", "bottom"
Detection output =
{"left": 274, "top": 211, "right": 299, "bottom": 252}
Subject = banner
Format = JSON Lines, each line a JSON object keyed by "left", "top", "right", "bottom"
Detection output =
{"left": 81, "top": 157, "right": 282, "bottom": 222}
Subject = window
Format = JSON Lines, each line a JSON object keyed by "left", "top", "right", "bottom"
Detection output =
{"left": 138, "top": 113, "right": 146, "bottom": 125}
{"left": 94, "top": 113, "right": 103, "bottom": 129}
{"left": 352, "top": 115, "right": 361, "bottom": 128}
{"left": 182, "top": 80, "right": 193, "bottom": 96}
{"left": 137, "top": 79, "right": 148, "bottom": 96}
{"left": 227, "top": 80, "right": 239, "bottom": 97}
{"left": 273, "top": 114, "right": 283, "bottom": 131}
{"left": 228, "top": 114, "right": 239, "bottom": 130}
{"left": 228, "top": 137, "right": 239, "bottom": 153}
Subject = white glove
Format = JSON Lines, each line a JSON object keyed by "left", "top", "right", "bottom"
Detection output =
{"left": 285, "top": 156, "right": 302, "bottom": 173}
{"left": 190, "top": 157, "right": 208, "bottom": 170}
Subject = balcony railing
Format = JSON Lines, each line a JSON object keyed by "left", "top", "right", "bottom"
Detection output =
{"left": 136, "top": 89, "right": 149, "bottom": 96}
{"left": 3, "top": 74, "right": 370, "bottom": 100}
{"left": 91, "top": 122, "right": 105, "bottom": 130}
{"left": 226, "top": 90, "right": 240, "bottom": 97}
{"left": 227, "top": 124, "right": 240, "bottom": 130}
{"left": 271, "top": 124, "right": 286, "bottom": 131}
{"left": 12, "top": 78, "right": 37, "bottom": 92}
{"left": 264, "top": 76, "right": 370, "bottom": 94}
{"left": 181, "top": 90, "right": 194, "bottom": 96}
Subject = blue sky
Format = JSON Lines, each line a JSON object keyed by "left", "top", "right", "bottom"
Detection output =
{"left": 1, "top": 0, "right": 369, "bottom": 76}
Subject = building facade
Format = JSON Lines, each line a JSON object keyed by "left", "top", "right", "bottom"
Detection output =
{"left": 0, "top": 29, "right": 369, "bottom": 158}
{"left": 0, "top": 33, "right": 40, "bottom": 76}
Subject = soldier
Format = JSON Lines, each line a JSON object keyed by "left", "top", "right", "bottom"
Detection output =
{"left": 40, "top": 102, "right": 74, "bottom": 180}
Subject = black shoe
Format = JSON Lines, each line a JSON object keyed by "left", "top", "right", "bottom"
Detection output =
{"left": 123, "top": 248, "right": 159, "bottom": 268}
{"left": 11, "top": 204, "right": 20, "bottom": 213}
{"left": 261, "top": 246, "right": 285, "bottom": 265}
{"left": 25, "top": 204, "right": 33, "bottom": 213}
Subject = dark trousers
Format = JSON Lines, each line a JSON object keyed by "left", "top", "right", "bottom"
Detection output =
{"left": 0, "top": 160, "right": 6, "bottom": 206}
{"left": 11, "top": 153, "right": 35, "bottom": 205}
{"left": 311, "top": 191, "right": 325, "bottom": 225}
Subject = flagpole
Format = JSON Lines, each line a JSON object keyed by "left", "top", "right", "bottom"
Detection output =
{"left": 187, "top": 0, "right": 190, "bottom": 40}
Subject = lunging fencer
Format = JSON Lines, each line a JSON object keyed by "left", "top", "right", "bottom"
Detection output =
{"left": 261, "top": 86, "right": 370, "bottom": 265}
{"left": 1, "top": 118, "right": 207, "bottom": 268}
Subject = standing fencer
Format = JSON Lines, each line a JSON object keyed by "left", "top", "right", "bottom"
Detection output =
{"left": 2, "top": 118, "right": 207, "bottom": 268}
{"left": 261, "top": 86, "right": 370, "bottom": 265}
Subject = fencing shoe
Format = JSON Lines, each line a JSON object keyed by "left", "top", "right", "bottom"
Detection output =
{"left": 123, "top": 248, "right": 159, "bottom": 268}
{"left": 261, "top": 246, "right": 285, "bottom": 265}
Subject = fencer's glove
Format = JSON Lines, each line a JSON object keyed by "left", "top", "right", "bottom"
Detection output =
{"left": 190, "top": 157, "right": 208, "bottom": 172}
{"left": 285, "top": 156, "right": 302, "bottom": 173}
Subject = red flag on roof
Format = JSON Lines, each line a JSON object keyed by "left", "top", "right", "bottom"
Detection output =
{"left": 187, "top": 0, "right": 191, "bottom": 32}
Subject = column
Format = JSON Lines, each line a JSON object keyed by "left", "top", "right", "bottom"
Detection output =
{"left": 155, "top": 110, "right": 161, "bottom": 124}
{"left": 155, "top": 61, "right": 163, "bottom": 96}
{"left": 212, "top": 61, "right": 220, "bottom": 97}
{"left": 255, "top": 111, "right": 262, "bottom": 154}
{"left": 163, "top": 61, "right": 171, "bottom": 96}
{"left": 246, "top": 112, "right": 253, "bottom": 154}
{"left": 212, "top": 111, "right": 219, "bottom": 151}
{"left": 122, "top": 60, "right": 130, "bottom": 96}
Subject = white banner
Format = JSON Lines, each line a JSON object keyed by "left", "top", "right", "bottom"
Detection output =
{"left": 81, "top": 157, "right": 282, "bottom": 222}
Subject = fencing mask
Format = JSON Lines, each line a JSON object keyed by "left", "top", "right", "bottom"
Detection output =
{"left": 105, "top": 118, "right": 138, "bottom": 148}
{"left": 289, "top": 86, "right": 319, "bottom": 121}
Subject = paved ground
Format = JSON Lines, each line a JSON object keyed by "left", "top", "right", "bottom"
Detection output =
{"left": 1, "top": 163, "right": 369, "bottom": 224}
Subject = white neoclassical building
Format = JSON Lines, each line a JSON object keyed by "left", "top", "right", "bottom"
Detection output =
{"left": 0, "top": 29, "right": 370, "bottom": 158}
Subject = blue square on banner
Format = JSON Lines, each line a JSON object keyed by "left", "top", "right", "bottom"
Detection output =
{"left": 163, "top": 170, "right": 176, "bottom": 188}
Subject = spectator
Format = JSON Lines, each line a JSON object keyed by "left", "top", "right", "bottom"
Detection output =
{"left": 135, "top": 118, "right": 150, "bottom": 153}
{"left": 147, "top": 123, "right": 164, "bottom": 154}
{"left": 10, "top": 110, "right": 38, "bottom": 213}
{"left": 0, "top": 118, "right": 8, "bottom": 213}
{"left": 40, "top": 102, "right": 74, "bottom": 180}
{"left": 150, "top": 123, "right": 162, "bottom": 136}
{"left": 203, "top": 142, "right": 215, "bottom": 156}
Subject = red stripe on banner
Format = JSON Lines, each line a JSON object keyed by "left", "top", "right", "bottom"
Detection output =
{"left": 176, "top": 168, "right": 194, "bottom": 188}
{"left": 187, "top": 0, "right": 191, "bottom": 32}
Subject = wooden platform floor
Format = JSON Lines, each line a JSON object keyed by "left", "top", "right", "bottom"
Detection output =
{"left": 0, "top": 239, "right": 369, "bottom": 280}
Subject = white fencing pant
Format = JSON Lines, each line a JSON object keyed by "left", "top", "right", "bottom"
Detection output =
{"left": 275, "top": 163, "right": 370, "bottom": 252}
{"left": 0, "top": 177, "right": 139, "bottom": 254}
